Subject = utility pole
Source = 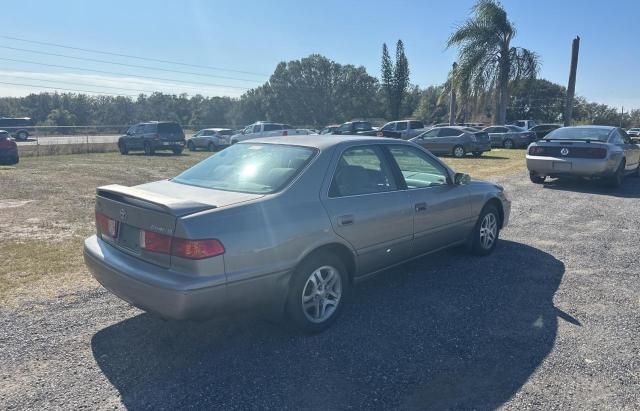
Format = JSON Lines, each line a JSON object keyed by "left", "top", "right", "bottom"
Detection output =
{"left": 621, "top": 106, "right": 624, "bottom": 127}
{"left": 449, "top": 62, "right": 457, "bottom": 126}
{"left": 564, "top": 36, "right": 580, "bottom": 127}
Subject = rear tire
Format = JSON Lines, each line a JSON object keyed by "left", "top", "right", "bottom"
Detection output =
{"left": 607, "top": 160, "right": 625, "bottom": 188}
{"left": 503, "top": 139, "right": 514, "bottom": 149}
{"left": 187, "top": 141, "right": 196, "bottom": 151}
{"left": 452, "top": 145, "right": 465, "bottom": 158}
{"left": 144, "top": 142, "right": 154, "bottom": 156}
{"left": 285, "top": 253, "right": 349, "bottom": 334}
{"left": 470, "top": 204, "right": 501, "bottom": 256}
{"left": 172, "top": 147, "right": 183, "bottom": 155}
{"left": 472, "top": 151, "right": 482, "bottom": 158}
{"left": 529, "top": 172, "right": 546, "bottom": 184}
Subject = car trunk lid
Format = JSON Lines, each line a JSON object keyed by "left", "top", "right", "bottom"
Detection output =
{"left": 95, "top": 181, "right": 263, "bottom": 267}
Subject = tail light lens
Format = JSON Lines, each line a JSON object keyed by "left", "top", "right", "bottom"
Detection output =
{"left": 139, "top": 230, "right": 172, "bottom": 254}
{"left": 139, "top": 230, "right": 224, "bottom": 259}
{"left": 96, "top": 211, "right": 118, "bottom": 238}
{"left": 172, "top": 238, "right": 225, "bottom": 259}
{"left": 282, "top": 130, "right": 288, "bottom": 136}
{"left": 529, "top": 146, "right": 545, "bottom": 155}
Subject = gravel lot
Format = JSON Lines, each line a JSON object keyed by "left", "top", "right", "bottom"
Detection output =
{"left": 1, "top": 172, "right": 639, "bottom": 410}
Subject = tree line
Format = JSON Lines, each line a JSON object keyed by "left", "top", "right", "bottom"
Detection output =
{"left": 0, "top": 0, "right": 638, "bottom": 130}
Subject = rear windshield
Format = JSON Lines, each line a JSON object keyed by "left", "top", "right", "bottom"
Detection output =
{"left": 172, "top": 143, "right": 317, "bottom": 194}
{"left": 545, "top": 127, "right": 611, "bottom": 142}
{"left": 157, "top": 123, "right": 183, "bottom": 133}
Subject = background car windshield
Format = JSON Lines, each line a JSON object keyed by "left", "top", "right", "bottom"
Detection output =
{"left": 545, "top": 127, "right": 611, "bottom": 141}
{"left": 173, "top": 143, "right": 316, "bottom": 193}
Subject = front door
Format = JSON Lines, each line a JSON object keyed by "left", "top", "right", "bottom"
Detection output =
{"left": 322, "top": 145, "right": 413, "bottom": 276}
{"left": 385, "top": 144, "right": 473, "bottom": 255}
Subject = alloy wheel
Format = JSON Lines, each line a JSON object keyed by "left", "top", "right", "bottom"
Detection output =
{"left": 479, "top": 213, "right": 498, "bottom": 250}
{"left": 301, "top": 265, "right": 342, "bottom": 323}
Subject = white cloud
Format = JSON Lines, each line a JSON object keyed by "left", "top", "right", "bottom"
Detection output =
{"left": 0, "top": 70, "right": 246, "bottom": 98}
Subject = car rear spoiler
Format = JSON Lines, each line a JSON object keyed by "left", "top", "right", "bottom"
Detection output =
{"left": 96, "top": 184, "right": 216, "bottom": 217}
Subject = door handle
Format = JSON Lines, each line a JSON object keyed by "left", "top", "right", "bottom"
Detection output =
{"left": 414, "top": 202, "right": 428, "bottom": 212}
{"left": 338, "top": 215, "right": 354, "bottom": 226}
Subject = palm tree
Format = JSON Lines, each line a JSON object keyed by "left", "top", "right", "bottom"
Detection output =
{"left": 447, "top": 0, "right": 539, "bottom": 125}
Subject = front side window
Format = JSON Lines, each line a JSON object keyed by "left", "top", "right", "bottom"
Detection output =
{"left": 396, "top": 122, "right": 408, "bottom": 131}
{"left": 173, "top": 143, "right": 316, "bottom": 194}
{"left": 421, "top": 129, "right": 439, "bottom": 138}
{"left": 382, "top": 123, "right": 395, "bottom": 131}
{"left": 439, "top": 128, "right": 462, "bottom": 137}
{"left": 338, "top": 123, "right": 351, "bottom": 133}
{"left": 202, "top": 130, "right": 214, "bottom": 136}
{"left": 252, "top": 124, "right": 261, "bottom": 133}
{"left": 264, "top": 124, "right": 283, "bottom": 132}
{"left": 388, "top": 145, "right": 449, "bottom": 188}
{"left": 329, "top": 146, "right": 397, "bottom": 197}
{"left": 353, "top": 122, "right": 371, "bottom": 131}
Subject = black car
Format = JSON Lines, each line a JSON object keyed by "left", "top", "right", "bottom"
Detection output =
{"left": 0, "top": 117, "right": 33, "bottom": 141}
{"left": 0, "top": 130, "right": 19, "bottom": 165}
{"left": 118, "top": 121, "right": 186, "bottom": 156}
{"left": 332, "top": 121, "right": 378, "bottom": 136}
{"left": 530, "top": 124, "right": 561, "bottom": 141}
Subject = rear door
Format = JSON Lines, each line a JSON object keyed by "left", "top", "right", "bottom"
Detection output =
{"left": 385, "top": 144, "right": 473, "bottom": 254}
{"left": 158, "top": 122, "right": 184, "bottom": 142}
{"left": 437, "top": 127, "right": 464, "bottom": 154}
{"left": 322, "top": 145, "right": 413, "bottom": 275}
{"left": 486, "top": 126, "right": 508, "bottom": 146}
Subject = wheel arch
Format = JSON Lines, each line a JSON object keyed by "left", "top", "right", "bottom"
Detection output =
{"left": 484, "top": 197, "right": 505, "bottom": 229}
{"left": 294, "top": 242, "right": 356, "bottom": 285}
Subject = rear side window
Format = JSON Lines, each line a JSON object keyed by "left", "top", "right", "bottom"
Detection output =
{"left": 143, "top": 124, "right": 156, "bottom": 133}
{"left": 264, "top": 124, "right": 283, "bottom": 132}
{"left": 329, "top": 146, "right": 397, "bottom": 197}
{"left": 396, "top": 122, "right": 408, "bottom": 131}
{"left": 409, "top": 121, "right": 424, "bottom": 129}
{"left": 158, "top": 123, "right": 182, "bottom": 133}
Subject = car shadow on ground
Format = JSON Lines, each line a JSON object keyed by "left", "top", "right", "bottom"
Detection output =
{"left": 542, "top": 176, "right": 640, "bottom": 198}
{"left": 91, "top": 240, "right": 567, "bottom": 410}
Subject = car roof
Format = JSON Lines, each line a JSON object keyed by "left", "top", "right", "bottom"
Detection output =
{"left": 245, "top": 134, "right": 404, "bottom": 150}
{"left": 568, "top": 125, "right": 616, "bottom": 130}
{"left": 201, "top": 128, "right": 231, "bottom": 131}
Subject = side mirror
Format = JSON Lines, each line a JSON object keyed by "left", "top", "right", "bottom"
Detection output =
{"left": 454, "top": 172, "right": 471, "bottom": 185}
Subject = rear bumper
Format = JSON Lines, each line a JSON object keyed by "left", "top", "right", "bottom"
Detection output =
{"left": 150, "top": 140, "right": 185, "bottom": 150}
{"left": 84, "top": 235, "right": 289, "bottom": 320}
{"left": 526, "top": 155, "right": 617, "bottom": 177}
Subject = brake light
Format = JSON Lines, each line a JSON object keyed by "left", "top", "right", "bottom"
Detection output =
{"left": 139, "top": 230, "right": 172, "bottom": 254}
{"left": 172, "top": 238, "right": 225, "bottom": 260}
{"left": 529, "top": 146, "right": 545, "bottom": 155}
{"left": 95, "top": 211, "right": 118, "bottom": 238}
{"left": 282, "top": 130, "right": 288, "bottom": 136}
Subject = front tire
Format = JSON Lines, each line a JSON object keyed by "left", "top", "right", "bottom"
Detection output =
{"left": 503, "top": 139, "right": 514, "bottom": 149}
{"left": 285, "top": 253, "right": 349, "bottom": 334}
{"left": 16, "top": 131, "right": 28, "bottom": 141}
{"left": 118, "top": 141, "right": 129, "bottom": 155}
{"left": 208, "top": 142, "right": 216, "bottom": 152}
{"left": 452, "top": 145, "right": 465, "bottom": 158}
{"left": 470, "top": 204, "right": 500, "bottom": 256}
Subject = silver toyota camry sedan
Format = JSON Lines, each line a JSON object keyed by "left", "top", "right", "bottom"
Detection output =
{"left": 84, "top": 135, "right": 511, "bottom": 333}
{"left": 527, "top": 126, "right": 640, "bottom": 186}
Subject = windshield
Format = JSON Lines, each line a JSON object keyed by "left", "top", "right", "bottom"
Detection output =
{"left": 173, "top": 143, "right": 317, "bottom": 194}
{"left": 544, "top": 127, "right": 611, "bottom": 142}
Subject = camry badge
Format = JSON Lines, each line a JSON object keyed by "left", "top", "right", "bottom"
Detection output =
{"left": 560, "top": 148, "right": 569, "bottom": 156}
{"left": 119, "top": 208, "right": 127, "bottom": 220}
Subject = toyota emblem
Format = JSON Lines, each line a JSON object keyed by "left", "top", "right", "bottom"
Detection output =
{"left": 560, "top": 148, "right": 569, "bottom": 156}
{"left": 119, "top": 208, "right": 127, "bottom": 220}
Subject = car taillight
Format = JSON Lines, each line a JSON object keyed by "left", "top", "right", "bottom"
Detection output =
{"left": 172, "top": 238, "right": 225, "bottom": 260}
{"left": 139, "top": 230, "right": 172, "bottom": 254}
{"left": 528, "top": 146, "right": 545, "bottom": 155}
{"left": 139, "top": 230, "right": 225, "bottom": 259}
{"left": 96, "top": 211, "right": 118, "bottom": 238}
{"left": 282, "top": 130, "right": 288, "bottom": 136}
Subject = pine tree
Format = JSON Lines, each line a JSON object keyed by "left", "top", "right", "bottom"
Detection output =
{"left": 380, "top": 40, "right": 410, "bottom": 120}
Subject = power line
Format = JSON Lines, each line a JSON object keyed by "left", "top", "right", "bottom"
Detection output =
{"left": 0, "top": 80, "right": 138, "bottom": 97}
{"left": 0, "top": 45, "right": 262, "bottom": 83}
{"left": 0, "top": 73, "right": 165, "bottom": 94}
{"left": 0, "top": 57, "right": 252, "bottom": 90}
{"left": 0, "top": 34, "right": 269, "bottom": 77}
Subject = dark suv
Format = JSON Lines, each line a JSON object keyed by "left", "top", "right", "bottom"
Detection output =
{"left": 118, "top": 121, "right": 186, "bottom": 155}
{"left": 0, "top": 117, "right": 33, "bottom": 141}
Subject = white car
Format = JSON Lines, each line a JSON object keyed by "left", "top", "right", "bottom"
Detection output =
{"left": 510, "top": 120, "right": 537, "bottom": 130}
{"left": 627, "top": 128, "right": 640, "bottom": 137}
{"left": 230, "top": 122, "right": 307, "bottom": 144}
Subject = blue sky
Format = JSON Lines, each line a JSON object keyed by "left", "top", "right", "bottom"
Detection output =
{"left": 0, "top": 0, "right": 639, "bottom": 109}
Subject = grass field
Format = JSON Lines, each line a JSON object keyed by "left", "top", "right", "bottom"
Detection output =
{"left": 0, "top": 149, "right": 525, "bottom": 303}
